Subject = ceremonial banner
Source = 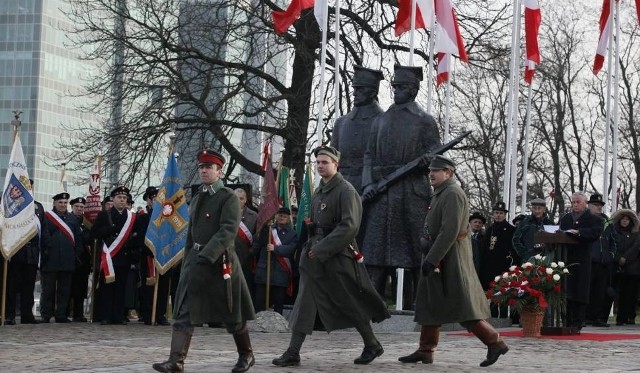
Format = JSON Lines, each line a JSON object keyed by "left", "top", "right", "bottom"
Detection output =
{"left": 83, "top": 156, "right": 102, "bottom": 228}
{"left": 272, "top": 0, "right": 314, "bottom": 35}
{"left": 1, "top": 135, "right": 38, "bottom": 259}
{"left": 295, "top": 163, "right": 313, "bottom": 236}
{"left": 145, "top": 153, "right": 188, "bottom": 275}
{"left": 256, "top": 141, "right": 279, "bottom": 230}
{"left": 523, "top": 0, "right": 541, "bottom": 84}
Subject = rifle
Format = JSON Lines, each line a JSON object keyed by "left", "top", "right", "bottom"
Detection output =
{"left": 362, "top": 130, "right": 471, "bottom": 203}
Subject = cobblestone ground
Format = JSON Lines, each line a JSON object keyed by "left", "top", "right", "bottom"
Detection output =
{"left": 1, "top": 321, "right": 640, "bottom": 372}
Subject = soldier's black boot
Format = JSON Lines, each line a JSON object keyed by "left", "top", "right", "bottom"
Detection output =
{"left": 231, "top": 326, "right": 255, "bottom": 373}
{"left": 152, "top": 330, "right": 192, "bottom": 373}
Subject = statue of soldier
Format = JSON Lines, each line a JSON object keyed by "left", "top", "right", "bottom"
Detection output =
{"left": 331, "top": 65, "right": 385, "bottom": 193}
{"left": 361, "top": 65, "right": 441, "bottom": 308}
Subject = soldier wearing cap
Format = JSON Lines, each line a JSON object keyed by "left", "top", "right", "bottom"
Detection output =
{"left": 512, "top": 198, "right": 554, "bottom": 263}
{"left": 331, "top": 65, "right": 384, "bottom": 193}
{"left": 361, "top": 64, "right": 441, "bottom": 305}
{"left": 3, "top": 179, "right": 49, "bottom": 325}
{"left": 273, "top": 145, "right": 389, "bottom": 368}
{"left": 469, "top": 211, "right": 486, "bottom": 278}
{"left": 41, "top": 192, "right": 83, "bottom": 323}
{"left": 101, "top": 196, "right": 114, "bottom": 211}
{"left": 154, "top": 148, "right": 256, "bottom": 373}
{"left": 479, "top": 201, "right": 518, "bottom": 320}
{"left": 252, "top": 206, "right": 298, "bottom": 315}
{"left": 401, "top": 155, "right": 508, "bottom": 368}
{"left": 92, "top": 185, "right": 143, "bottom": 325}
{"left": 68, "top": 197, "right": 92, "bottom": 322}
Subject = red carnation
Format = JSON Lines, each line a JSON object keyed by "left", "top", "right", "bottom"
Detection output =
{"left": 532, "top": 277, "right": 541, "bottom": 283}
{"left": 508, "top": 298, "right": 517, "bottom": 306}
{"left": 553, "top": 285, "right": 561, "bottom": 293}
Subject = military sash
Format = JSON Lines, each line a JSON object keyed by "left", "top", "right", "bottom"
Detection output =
{"left": 101, "top": 210, "right": 136, "bottom": 283}
{"left": 45, "top": 210, "right": 75, "bottom": 245}
{"left": 271, "top": 227, "right": 294, "bottom": 296}
{"left": 237, "top": 221, "right": 253, "bottom": 246}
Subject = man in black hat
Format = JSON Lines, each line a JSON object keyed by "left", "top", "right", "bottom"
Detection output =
{"left": 41, "top": 192, "right": 84, "bottom": 323}
{"left": 512, "top": 198, "right": 555, "bottom": 263}
{"left": 252, "top": 206, "right": 298, "bottom": 315}
{"left": 361, "top": 64, "right": 441, "bottom": 308}
{"left": 153, "top": 148, "right": 256, "bottom": 373}
{"left": 469, "top": 212, "right": 486, "bottom": 278}
{"left": 68, "top": 197, "right": 92, "bottom": 322}
{"left": 479, "top": 201, "right": 518, "bottom": 319}
{"left": 402, "top": 155, "right": 508, "bottom": 367}
{"left": 331, "top": 65, "right": 384, "bottom": 193}
{"left": 4, "top": 179, "right": 48, "bottom": 325}
{"left": 92, "top": 185, "right": 142, "bottom": 325}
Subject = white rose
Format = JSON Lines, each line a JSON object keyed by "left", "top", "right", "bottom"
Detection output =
{"left": 509, "top": 265, "right": 517, "bottom": 271}
{"left": 495, "top": 275, "right": 501, "bottom": 282}
{"left": 563, "top": 268, "right": 569, "bottom": 274}
{"left": 523, "top": 262, "right": 533, "bottom": 268}
{"left": 546, "top": 268, "right": 553, "bottom": 275}
{"left": 502, "top": 272, "right": 509, "bottom": 278}
{"left": 558, "top": 261, "right": 565, "bottom": 267}
{"left": 551, "top": 262, "right": 558, "bottom": 268}
{"left": 534, "top": 254, "right": 542, "bottom": 260}
{"left": 553, "top": 274, "right": 561, "bottom": 281}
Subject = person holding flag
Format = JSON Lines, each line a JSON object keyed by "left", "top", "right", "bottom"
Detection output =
{"left": 68, "top": 196, "right": 92, "bottom": 322}
{"left": 252, "top": 207, "right": 298, "bottom": 315}
{"left": 153, "top": 149, "right": 255, "bottom": 373}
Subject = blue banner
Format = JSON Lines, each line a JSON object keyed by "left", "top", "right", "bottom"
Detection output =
{"left": 145, "top": 153, "right": 189, "bottom": 274}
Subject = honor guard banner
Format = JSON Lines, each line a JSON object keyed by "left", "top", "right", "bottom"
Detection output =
{"left": 295, "top": 163, "right": 313, "bottom": 236}
{"left": 1, "top": 135, "right": 38, "bottom": 259}
{"left": 84, "top": 156, "right": 102, "bottom": 228}
{"left": 145, "top": 153, "right": 188, "bottom": 275}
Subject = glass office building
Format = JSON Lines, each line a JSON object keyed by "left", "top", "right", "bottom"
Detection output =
{"left": 0, "top": 0, "right": 99, "bottom": 203}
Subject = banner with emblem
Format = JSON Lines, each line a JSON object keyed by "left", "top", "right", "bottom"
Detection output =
{"left": 1, "top": 134, "right": 38, "bottom": 259}
{"left": 145, "top": 153, "right": 189, "bottom": 275}
{"left": 83, "top": 155, "right": 102, "bottom": 228}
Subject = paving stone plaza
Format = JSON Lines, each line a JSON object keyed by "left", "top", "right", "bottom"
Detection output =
{"left": 1, "top": 314, "right": 639, "bottom": 372}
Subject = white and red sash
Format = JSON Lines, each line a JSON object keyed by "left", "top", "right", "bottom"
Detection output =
{"left": 45, "top": 211, "right": 75, "bottom": 245}
{"left": 237, "top": 221, "right": 253, "bottom": 246}
{"left": 101, "top": 210, "right": 136, "bottom": 283}
{"left": 271, "top": 227, "right": 294, "bottom": 296}
{"left": 145, "top": 256, "right": 156, "bottom": 286}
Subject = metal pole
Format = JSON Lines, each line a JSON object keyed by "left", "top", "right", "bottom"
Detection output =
{"left": 521, "top": 83, "right": 533, "bottom": 212}
{"left": 602, "top": 0, "right": 615, "bottom": 210}
{"left": 610, "top": 0, "right": 621, "bottom": 213}
{"left": 334, "top": 0, "right": 342, "bottom": 120}
{"left": 395, "top": 268, "right": 404, "bottom": 311}
{"left": 509, "top": 0, "right": 523, "bottom": 215}
{"left": 426, "top": 17, "right": 436, "bottom": 115}
{"left": 409, "top": 0, "right": 417, "bottom": 65}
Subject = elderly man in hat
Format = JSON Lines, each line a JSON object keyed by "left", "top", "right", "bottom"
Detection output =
{"left": 92, "top": 185, "right": 142, "bottom": 325}
{"left": 252, "top": 206, "right": 298, "bottom": 315}
{"left": 361, "top": 64, "right": 441, "bottom": 307}
{"left": 479, "top": 201, "right": 519, "bottom": 319}
{"left": 469, "top": 212, "right": 486, "bottom": 278}
{"left": 153, "top": 149, "right": 256, "bottom": 373}
{"left": 41, "top": 192, "right": 84, "bottom": 323}
{"left": 68, "top": 197, "right": 92, "bottom": 322}
{"left": 273, "top": 145, "right": 389, "bottom": 368}
{"left": 400, "top": 155, "right": 508, "bottom": 367}
{"left": 512, "top": 198, "right": 555, "bottom": 263}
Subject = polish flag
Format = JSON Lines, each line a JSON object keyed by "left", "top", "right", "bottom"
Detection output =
{"left": 434, "top": 0, "right": 467, "bottom": 85}
{"left": 394, "top": 0, "right": 435, "bottom": 37}
{"left": 272, "top": 0, "right": 315, "bottom": 35}
{"left": 593, "top": 0, "right": 616, "bottom": 75}
{"left": 523, "top": 0, "right": 541, "bottom": 84}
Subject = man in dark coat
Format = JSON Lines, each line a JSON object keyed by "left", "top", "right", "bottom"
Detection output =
{"left": 91, "top": 185, "right": 142, "bottom": 325}
{"left": 68, "top": 197, "right": 92, "bottom": 322}
{"left": 4, "top": 179, "right": 48, "bottom": 325}
{"left": 361, "top": 64, "right": 441, "bottom": 306}
{"left": 469, "top": 211, "right": 486, "bottom": 278}
{"left": 273, "top": 146, "right": 390, "bottom": 368}
{"left": 41, "top": 192, "right": 83, "bottom": 323}
{"left": 512, "top": 198, "right": 555, "bottom": 263}
{"left": 558, "top": 192, "right": 603, "bottom": 330}
{"left": 400, "top": 155, "right": 508, "bottom": 368}
{"left": 253, "top": 207, "right": 298, "bottom": 314}
{"left": 153, "top": 149, "right": 255, "bottom": 373}
{"left": 234, "top": 187, "right": 258, "bottom": 302}
{"left": 479, "top": 201, "right": 518, "bottom": 319}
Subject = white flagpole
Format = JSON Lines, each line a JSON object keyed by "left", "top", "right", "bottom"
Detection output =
{"left": 316, "top": 1, "right": 330, "bottom": 150}
{"left": 502, "top": 0, "right": 521, "bottom": 209}
{"left": 521, "top": 83, "right": 533, "bottom": 213}
{"left": 426, "top": 17, "right": 436, "bottom": 115}
{"left": 610, "top": 0, "right": 621, "bottom": 213}
{"left": 409, "top": 0, "right": 417, "bottom": 65}
{"left": 334, "top": 0, "right": 341, "bottom": 113}
{"left": 602, "top": 0, "right": 614, "bottom": 209}
{"left": 508, "top": 0, "right": 523, "bottom": 215}
{"left": 444, "top": 70, "right": 451, "bottom": 142}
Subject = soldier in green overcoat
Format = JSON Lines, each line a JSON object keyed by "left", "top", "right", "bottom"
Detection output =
{"left": 153, "top": 149, "right": 255, "bottom": 373}
{"left": 398, "top": 155, "right": 509, "bottom": 368}
{"left": 272, "top": 145, "right": 390, "bottom": 368}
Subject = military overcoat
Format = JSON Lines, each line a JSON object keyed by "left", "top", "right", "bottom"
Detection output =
{"left": 361, "top": 101, "right": 440, "bottom": 268}
{"left": 288, "top": 173, "right": 389, "bottom": 334}
{"left": 174, "top": 182, "right": 255, "bottom": 325}
{"left": 414, "top": 177, "right": 490, "bottom": 325}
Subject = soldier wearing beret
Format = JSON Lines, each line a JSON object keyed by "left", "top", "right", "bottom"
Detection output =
{"left": 153, "top": 149, "right": 256, "bottom": 373}
{"left": 400, "top": 155, "right": 508, "bottom": 367}
{"left": 273, "top": 145, "right": 389, "bottom": 368}
{"left": 361, "top": 64, "right": 441, "bottom": 307}
{"left": 41, "top": 192, "right": 84, "bottom": 323}
{"left": 91, "top": 185, "right": 143, "bottom": 325}
{"left": 68, "top": 197, "right": 92, "bottom": 322}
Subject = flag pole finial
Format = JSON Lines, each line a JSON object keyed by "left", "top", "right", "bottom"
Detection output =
{"left": 11, "top": 110, "right": 22, "bottom": 141}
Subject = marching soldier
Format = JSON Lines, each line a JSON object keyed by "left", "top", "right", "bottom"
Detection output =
{"left": 68, "top": 197, "right": 92, "bottom": 322}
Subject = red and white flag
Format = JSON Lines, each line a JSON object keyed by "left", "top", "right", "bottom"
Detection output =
{"left": 593, "top": 0, "right": 617, "bottom": 75}
{"left": 523, "top": 0, "right": 541, "bottom": 84}
{"left": 434, "top": 0, "right": 467, "bottom": 85}
{"left": 637, "top": 0, "right": 640, "bottom": 26}
{"left": 394, "top": 0, "right": 435, "bottom": 37}
{"left": 272, "top": 0, "right": 314, "bottom": 35}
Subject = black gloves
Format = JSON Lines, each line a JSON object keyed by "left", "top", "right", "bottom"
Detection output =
{"left": 421, "top": 259, "right": 436, "bottom": 277}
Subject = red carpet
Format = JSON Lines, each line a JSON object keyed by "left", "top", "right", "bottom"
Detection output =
{"left": 451, "top": 330, "right": 640, "bottom": 341}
